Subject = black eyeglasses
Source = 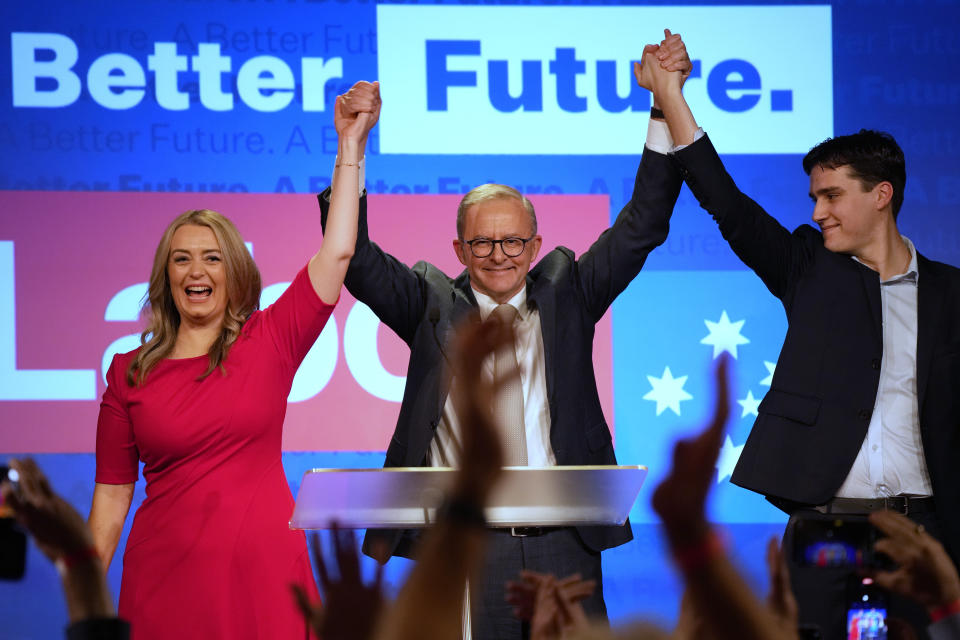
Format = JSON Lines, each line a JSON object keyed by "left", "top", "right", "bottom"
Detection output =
{"left": 464, "top": 236, "right": 534, "bottom": 258}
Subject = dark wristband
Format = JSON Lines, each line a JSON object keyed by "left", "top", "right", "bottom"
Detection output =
{"left": 59, "top": 546, "right": 100, "bottom": 570}
{"left": 438, "top": 496, "right": 486, "bottom": 528}
{"left": 650, "top": 107, "right": 665, "bottom": 120}
{"left": 671, "top": 529, "right": 725, "bottom": 574}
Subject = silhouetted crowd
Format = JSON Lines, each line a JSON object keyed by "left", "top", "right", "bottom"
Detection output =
{"left": 4, "top": 318, "right": 959, "bottom": 640}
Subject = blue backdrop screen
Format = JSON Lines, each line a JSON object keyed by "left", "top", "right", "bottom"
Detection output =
{"left": 2, "top": 0, "right": 959, "bottom": 636}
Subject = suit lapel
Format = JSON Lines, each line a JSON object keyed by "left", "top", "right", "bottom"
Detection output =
{"left": 856, "top": 261, "right": 883, "bottom": 343}
{"left": 916, "top": 256, "right": 943, "bottom": 413}
{"left": 527, "top": 275, "right": 558, "bottom": 421}
{"left": 436, "top": 274, "right": 480, "bottom": 416}
{"left": 451, "top": 272, "right": 479, "bottom": 321}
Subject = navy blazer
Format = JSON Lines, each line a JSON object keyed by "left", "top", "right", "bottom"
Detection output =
{"left": 673, "top": 134, "right": 960, "bottom": 562}
{"left": 319, "top": 147, "right": 682, "bottom": 557}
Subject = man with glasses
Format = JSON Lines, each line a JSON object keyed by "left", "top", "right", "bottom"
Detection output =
{"left": 318, "top": 64, "right": 689, "bottom": 637}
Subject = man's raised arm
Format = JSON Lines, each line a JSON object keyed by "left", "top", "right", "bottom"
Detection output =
{"left": 640, "top": 32, "right": 806, "bottom": 300}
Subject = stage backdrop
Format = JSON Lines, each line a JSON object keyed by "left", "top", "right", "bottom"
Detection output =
{"left": 2, "top": 1, "right": 959, "bottom": 636}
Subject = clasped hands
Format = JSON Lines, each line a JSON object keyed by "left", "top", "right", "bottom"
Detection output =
{"left": 634, "top": 29, "right": 692, "bottom": 99}
{"left": 335, "top": 80, "right": 381, "bottom": 148}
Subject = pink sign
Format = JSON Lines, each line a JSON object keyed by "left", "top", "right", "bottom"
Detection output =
{"left": 0, "top": 191, "right": 612, "bottom": 452}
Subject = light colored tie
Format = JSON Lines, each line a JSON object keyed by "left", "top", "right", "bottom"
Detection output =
{"left": 490, "top": 304, "right": 527, "bottom": 466}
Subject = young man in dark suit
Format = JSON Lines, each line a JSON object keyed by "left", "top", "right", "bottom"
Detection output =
{"left": 640, "top": 31, "right": 960, "bottom": 640}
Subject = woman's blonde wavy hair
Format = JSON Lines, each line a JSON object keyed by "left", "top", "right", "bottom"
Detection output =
{"left": 127, "top": 209, "right": 262, "bottom": 386}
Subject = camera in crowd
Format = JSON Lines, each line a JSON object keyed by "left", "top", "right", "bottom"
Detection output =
{"left": 792, "top": 513, "right": 887, "bottom": 569}
{"left": 791, "top": 513, "right": 891, "bottom": 639}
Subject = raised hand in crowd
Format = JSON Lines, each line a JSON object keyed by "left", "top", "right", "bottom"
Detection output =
{"left": 291, "top": 523, "right": 386, "bottom": 640}
{"left": 446, "top": 312, "right": 509, "bottom": 506}
{"left": 373, "top": 314, "right": 514, "bottom": 640}
{"left": 672, "top": 589, "right": 710, "bottom": 640}
{"left": 651, "top": 356, "right": 729, "bottom": 549}
{"left": 651, "top": 356, "right": 799, "bottom": 640}
{"left": 3, "top": 459, "right": 96, "bottom": 565}
{"left": 868, "top": 511, "right": 960, "bottom": 628}
{"left": 506, "top": 570, "right": 595, "bottom": 640}
{"left": 766, "top": 537, "right": 801, "bottom": 638}
{"left": 2, "top": 458, "right": 129, "bottom": 639}
{"left": 508, "top": 354, "right": 800, "bottom": 640}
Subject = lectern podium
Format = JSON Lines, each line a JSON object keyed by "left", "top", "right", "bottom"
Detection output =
{"left": 290, "top": 465, "right": 646, "bottom": 640}
{"left": 290, "top": 465, "right": 646, "bottom": 530}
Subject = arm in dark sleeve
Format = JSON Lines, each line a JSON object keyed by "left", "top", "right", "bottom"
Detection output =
{"left": 673, "top": 134, "right": 812, "bottom": 300}
{"left": 575, "top": 146, "right": 683, "bottom": 321}
{"left": 318, "top": 188, "right": 425, "bottom": 344}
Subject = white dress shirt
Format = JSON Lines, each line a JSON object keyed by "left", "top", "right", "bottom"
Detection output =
{"left": 836, "top": 236, "right": 933, "bottom": 498}
{"left": 429, "top": 287, "right": 555, "bottom": 468}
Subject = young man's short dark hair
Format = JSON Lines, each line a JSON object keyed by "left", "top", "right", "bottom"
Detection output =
{"left": 802, "top": 129, "right": 907, "bottom": 219}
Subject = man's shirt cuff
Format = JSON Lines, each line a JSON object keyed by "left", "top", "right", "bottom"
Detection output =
{"left": 645, "top": 118, "right": 674, "bottom": 154}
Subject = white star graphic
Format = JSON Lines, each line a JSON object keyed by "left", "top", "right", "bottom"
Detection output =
{"left": 760, "top": 360, "right": 776, "bottom": 387}
{"left": 700, "top": 310, "right": 750, "bottom": 359}
{"left": 643, "top": 366, "right": 693, "bottom": 416}
{"left": 716, "top": 435, "right": 745, "bottom": 483}
{"left": 737, "top": 389, "right": 762, "bottom": 418}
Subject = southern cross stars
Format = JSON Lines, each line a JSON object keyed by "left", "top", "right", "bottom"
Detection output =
{"left": 701, "top": 310, "right": 750, "bottom": 359}
{"left": 716, "top": 435, "right": 745, "bottom": 483}
{"left": 643, "top": 366, "right": 693, "bottom": 416}
{"left": 737, "top": 390, "right": 762, "bottom": 418}
{"left": 760, "top": 360, "right": 776, "bottom": 386}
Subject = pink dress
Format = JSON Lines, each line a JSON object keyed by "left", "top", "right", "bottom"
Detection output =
{"left": 96, "top": 267, "right": 332, "bottom": 640}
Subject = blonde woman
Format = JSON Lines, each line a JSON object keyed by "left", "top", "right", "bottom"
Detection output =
{"left": 88, "top": 81, "right": 380, "bottom": 640}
